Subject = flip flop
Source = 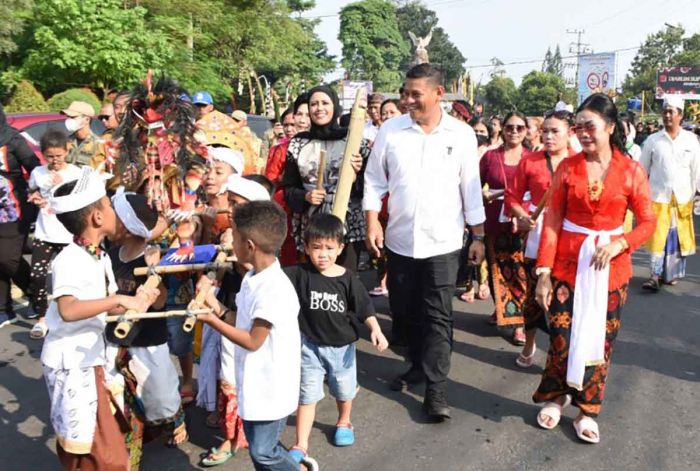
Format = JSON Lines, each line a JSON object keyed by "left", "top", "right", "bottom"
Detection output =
{"left": 369, "top": 287, "right": 388, "bottom": 297}
{"left": 641, "top": 278, "right": 660, "bottom": 292}
{"left": 180, "top": 389, "right": 195, "bottom": 407}
{"left": 459, "top": 288, "right": 475, "bottom": 303}
{"left": 512, "top": 328, "right": 526, "bottom": 346}
{"left": 573, "top": 415, "right": 600, "bottom": 444}
{"left": 30, "top": 321, "right": 48, "bottom": 340}
{"left": 201, "top": 447, "right": 234, "bottom": 467}
{"left": 515, "top": 345, "right": 536, "bottom": 368}
{"left": 536, "top": 394, "right": 572, "bottom": 430}
{"left": 477, "top": 283, "right": 490, "bottom": 300}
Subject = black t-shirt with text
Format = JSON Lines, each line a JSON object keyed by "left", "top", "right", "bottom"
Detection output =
{"left": 105, "top": 247, "right": 168, "bottom": 347}
{"left": 285, "top": 263, "right": 374, "bottom": 347}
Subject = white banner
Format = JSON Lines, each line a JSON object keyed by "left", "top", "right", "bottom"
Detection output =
{"left": 577, "top": 53, "right": 617, "bottom": 104}
{"left": 341, "top": 80, "right": 373, "bottom": 113}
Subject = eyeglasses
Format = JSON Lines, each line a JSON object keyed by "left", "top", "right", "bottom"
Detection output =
{"left": 504, "top": 124, "right": 526, "bottom": 133}
{"left": 574, "top": 121, "right": 598, "bottom": 134}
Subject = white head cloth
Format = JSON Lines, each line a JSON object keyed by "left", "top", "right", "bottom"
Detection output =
{"left": 112, "top": 187, "right": 152, "bottom": 239}
{"left": 50, "top": 167, "right": 110, "bottom": 214}
{"left": 662, "top": 95, "right": 684, "bottom": 112}
{"left": 226, "top": 175, "right": 269, "bottom": 202}
{"left": 209, "top": 146, "right": 244, "bottom": 175}
{"left": 554, "top": 100, "right": 574, "bottom": 113}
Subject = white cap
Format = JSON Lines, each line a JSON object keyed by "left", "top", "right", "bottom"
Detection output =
{"left": 225, "top": 175, "right": 269, "bottom": 202}
{"left": 554, "top": 100, "right": 574, "bottom": 113}
{"left": 208, "top": 146, "right": 244, "bottom": 174}
{"left": 50, "top": 167, "right": 110, "bottom": 214}
{"left": 662, "top": 95, "right": 684, "bottom": 112}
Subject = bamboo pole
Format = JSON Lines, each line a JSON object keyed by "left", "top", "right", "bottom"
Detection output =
{"left": 133, "top": 260, "right": 234, "bottom": 276}
{"left": 107, "top": 308, "right": 212, "bottom": 323}
{"left": 331, "top": 88, "right": 367, "bottom": 222}
{"left": 113, "top": 274, "right": 161, "bottom": 339}
{"left": 316, "top": 149, "right": 327, "bottom": 191}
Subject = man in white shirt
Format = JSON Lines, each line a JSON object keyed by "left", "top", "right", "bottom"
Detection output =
{"left": 639, "top": 95, "right": 700, "bottom": 291}
{"left": 363, "top": 64, "right": 486, "bottom": 421}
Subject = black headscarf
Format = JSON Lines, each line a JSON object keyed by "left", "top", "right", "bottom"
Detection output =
{"left": 295, "top": 85, "right": 348, "bottom": 141}
{"left": 0, "top": 103, "right": 21, "bottom": 148}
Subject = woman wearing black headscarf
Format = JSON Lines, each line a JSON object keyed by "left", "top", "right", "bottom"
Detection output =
{"left": 282, "top": 85, "right": 370, "bottom": 269}
{"left": 0, "top": 104, "right": 40, "bottom": 327}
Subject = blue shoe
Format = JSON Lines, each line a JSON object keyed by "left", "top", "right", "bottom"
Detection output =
{"left": 0, "top": 312, "right": 17, "bottom": 329}
{"left": 288, "top": 446, "right": 306, "bottom": 463}
{"left": 334, "top": 423, "right": 354, "bottom": 447}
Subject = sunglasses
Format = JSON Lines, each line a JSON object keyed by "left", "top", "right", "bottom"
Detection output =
{"left": 98, "top": 115, "right": 111, "bottom": 121}
{"left": 574, "top": 121, "right": 599, "bottom": 134}
{"left": 504, "top": 124, "right": 526, "bottom": 133}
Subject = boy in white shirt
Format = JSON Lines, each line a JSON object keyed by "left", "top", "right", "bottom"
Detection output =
{"left": 27, "top": 128, "right": 82, "bottom": 339}
{"left": 198, "top": 200, "right": 311, "bottom": 470}
{"left": 41, "top": 168, "right": 158, "bottom": 470}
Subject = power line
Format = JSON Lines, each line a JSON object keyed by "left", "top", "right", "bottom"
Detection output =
{"left": 463, "top": 46, "right": 639, "bottom": 70}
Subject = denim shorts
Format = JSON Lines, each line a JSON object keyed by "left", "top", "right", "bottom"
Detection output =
{"left": 166, "top": 315, "right": 193, "bottom": 356}
{"left": 300, "top": 336, "right": 357, "bottom": 405}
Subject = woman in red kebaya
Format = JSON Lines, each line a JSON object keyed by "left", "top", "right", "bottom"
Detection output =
{"left": 505, "top": 110, "right": 575, "bottom": 368}
{"left": 479, "top": 111, "right": 531, "bottom": 345}
{"left": 533, "top": 93, "right": 655, "bottom": 444}
{"left": 265, "top": 95, "right": 309, "bottom": 266}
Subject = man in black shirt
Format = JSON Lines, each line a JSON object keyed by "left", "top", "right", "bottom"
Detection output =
{"left": 284, "top": 214, "right": 388, "bottom": 463}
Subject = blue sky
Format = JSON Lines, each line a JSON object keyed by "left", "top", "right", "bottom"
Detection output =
{"left": 302, "top": 0, "right": 700, "bottom": 88}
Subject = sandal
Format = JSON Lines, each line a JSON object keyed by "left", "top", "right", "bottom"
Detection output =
{"left": 288, "top": 445, "right": 308, "bottom": 463}
{"left": 512, "top": 328, "right": 526, "bottom": 346}
{"left": 369, "top": 286, "right": 388, "bottom": 297}
{"left": 459, "top": 288, "right": 475, "bottom": 303}
{"left": 641, "top": 278, "right": 660, "bottom": 292}
{"left": 30, "top": 321, "right": 48, "bottom": 339}
{"left": 573, "top": 415, "right": 600, "bottom": 444}
{"left": 334, "top": 423, "right": 355, "bottom": 446}
{"left": 476, "top": 283, "right": 490, "bottom": 300}
{"left": 515, "top": 345, "right": 536, "bottom": 368}
{"left": 536, "top": 394, "right": 572, "bottom": 430}
{"left": 201, "top": 446, "right": 234, "bottom": 466}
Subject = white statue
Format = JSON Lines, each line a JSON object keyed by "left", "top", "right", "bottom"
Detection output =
{"left": 408, "top": 29, "right": 433, "bottom": 65}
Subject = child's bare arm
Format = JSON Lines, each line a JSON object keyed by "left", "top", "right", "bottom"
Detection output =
{"left": 364, "top": 315, "right": 388, "bottom": 352}
{"left": 57, "top": 289, "right": 158, "bottom": 322}
{"left": 200, "top": 316, "right": 271, "bottom": 352}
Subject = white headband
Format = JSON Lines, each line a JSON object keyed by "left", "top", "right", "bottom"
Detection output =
{"left": 662, "top": 95, "right": 684, "bottom": 112}
{"left": 209, "top": 146, "right": 244, "bottom": 175}
{"left": 226, "top": 175, "right": 270, "bottom": 201}
{"left": 50, "top": 167, "right": 110, "bottom": 214}
{"left": 112, "top": 187, "right": 152, "bottom": 239}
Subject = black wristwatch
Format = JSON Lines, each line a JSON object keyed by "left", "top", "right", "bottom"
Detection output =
{"left": 472, "top": 233, "right": 485, "bottom": 242}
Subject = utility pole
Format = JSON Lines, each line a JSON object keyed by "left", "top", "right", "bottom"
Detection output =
{"left": 567, "top": 29, "right": 592, "bottom": 93}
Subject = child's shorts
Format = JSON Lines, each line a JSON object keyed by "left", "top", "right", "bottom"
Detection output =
{"left": 300, "top": 336, "right": 357, "bottom": 405}
{"left": 167, "top": 315, "right": 193, "bottom": 356}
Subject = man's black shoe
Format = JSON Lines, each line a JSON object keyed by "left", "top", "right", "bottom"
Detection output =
{"left": 389, "top": 368, "right": 425, "bottom": 391}
{"left": 423, "top": 388, "right": 451, "bottom": 421}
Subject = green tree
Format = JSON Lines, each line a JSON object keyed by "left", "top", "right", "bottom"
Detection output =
{"left": 619, "top": 24, "right": 685, "bottom": 110}
{"left": 21, "top": 0, "right": 173, "bottom": 96}
{"left": 551, "top": 45, "right": 563, "bottom": 77}
{"left": 542, "top": 47, "right": 552, "bottom": 73}
{"left": 4, "top": 79, "right": 48, "bottom": 112}
{"left": 517, "top": 71, "right": 567, "bottom": 115}
{"left": 395, "top": 1, "right": 466, "bottom": 87}
{"left": 484, "top": 75, "right": 517, "bottom": 115}
{"left": 339, "top": 0, "right": 409, "bottom": 91}
{"left": 0, "top": 0, "right": 32, "bottom": 57}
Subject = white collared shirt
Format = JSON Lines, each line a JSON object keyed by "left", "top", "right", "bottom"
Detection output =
{"left": 362, "top": 121, "right": 379, "bottom": 142}
{"left": 41, "top": 243, "right": 117, "bottom": 370}
{"left": 29, "top": 164, "right": 83, "bottom": 244}
{"left": 639, "top": 129, "right": 700, "bottom": 204}
{"left": 363, "top": 112, "right": 486, "bottom": 259}
{"left": 234, "top": 260, "right": 301, "bottom": 421}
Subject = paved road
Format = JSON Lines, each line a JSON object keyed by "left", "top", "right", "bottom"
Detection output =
{"left": 1, "top": 243, "right": 698, "bottom": 470}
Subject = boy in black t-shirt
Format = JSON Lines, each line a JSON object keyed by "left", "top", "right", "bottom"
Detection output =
{"left": 285, "top": 213, "right": 388, "bottom": 462}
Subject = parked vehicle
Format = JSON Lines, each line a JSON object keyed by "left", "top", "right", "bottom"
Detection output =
{"left": 6, "top": 112, "right": 105, "bottom": 163}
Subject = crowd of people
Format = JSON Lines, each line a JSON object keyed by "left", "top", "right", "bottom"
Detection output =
{"left": 0, "top": 61, "right": 699, "bottom": 470}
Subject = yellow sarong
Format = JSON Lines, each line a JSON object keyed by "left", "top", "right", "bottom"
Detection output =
{"left": 645, "top": 196, "right": 696, "bottom": 256}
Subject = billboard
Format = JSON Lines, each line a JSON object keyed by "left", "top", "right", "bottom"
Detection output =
{"left": 341, "top": 80, "right": 372, "bottom": 113}
{"left": 656, "top": 67, "right": 700, "bottom": 100}
{"left": 577, "top": 52, "right": 617, "bottom": 104}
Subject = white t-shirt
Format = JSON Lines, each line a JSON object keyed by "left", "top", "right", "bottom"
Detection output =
{"left": 28, "top": 164, "right": 82, "bottom": 243}
{"left": 41, "top": 243, "right": 117, "bottom": 370}
{"left": 234, "top": 260, "right": 300, "bottom": 421}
